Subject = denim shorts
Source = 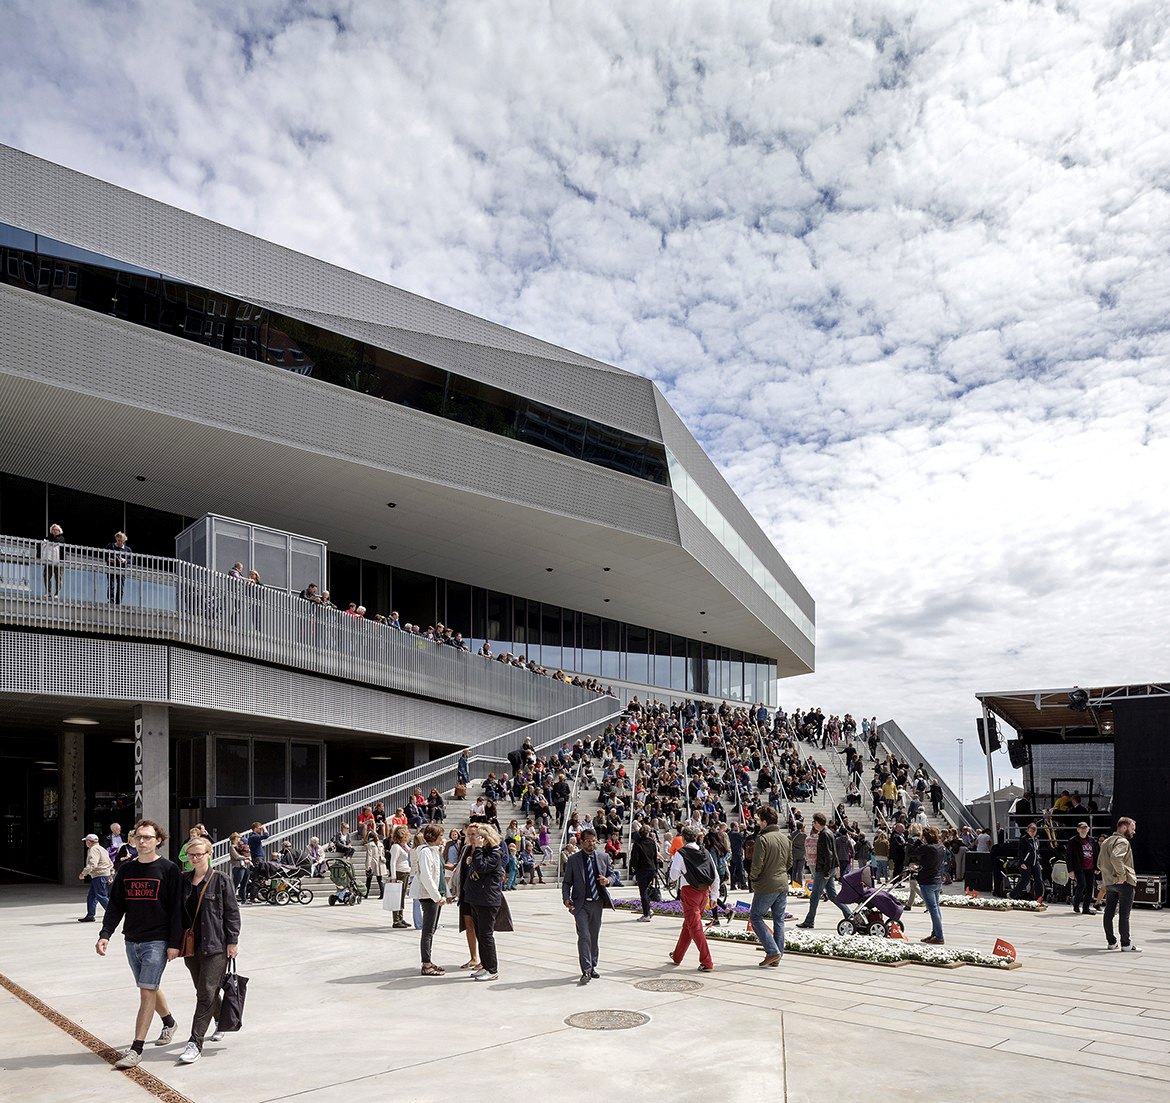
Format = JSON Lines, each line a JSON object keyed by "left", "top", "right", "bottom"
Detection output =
{"left": 125, "top": 940, "right": 169, "bottom": 990}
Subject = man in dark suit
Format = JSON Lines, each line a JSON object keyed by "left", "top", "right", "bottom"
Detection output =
{"left": 562, "top": 828, "right": 615, "bottom": 984}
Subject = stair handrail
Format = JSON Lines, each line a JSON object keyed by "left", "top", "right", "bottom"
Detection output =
{"left": 555, "top": 757, "right": 586, "bottom": 882}
{"left": 210, "top": 693, "right": 621, "bottom": 866}
{"left": 876, "top": 720, "right": 979, "bottom": 831}
{"left": 713, "top": 716, "right": 744, "bottom": 827}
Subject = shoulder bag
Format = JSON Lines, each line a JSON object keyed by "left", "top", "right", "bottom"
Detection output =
{"left": 179, "top": 875, "right": 212, "bottom": 958}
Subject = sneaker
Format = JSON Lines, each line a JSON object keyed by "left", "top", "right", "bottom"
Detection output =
{"left": 154, "top": 1024, "right": 176, "bottom": 1046}
{"left": 579, "top": 973, "right": 591, "bottom": 984}
{"left": 636, "top": 915, "right": 652, "bottom": 922}
{"left": 590, "top": 970, "right": 600, "bottom": 979}
{"left": 697, "top": 964, "right": 714, "bottom": 972}
{"left": 178, "top": 1042, "right": 201, "bottom": 1064}
{"left": 759, "top": 953, "right": 783, "bottom": 968}
{"left": 1106, "top": 942, "right": 1120, "bottom": 951}
{"left": 795, "top": 922, "right": 813, "bottom": 930}
{"left": 114, "top": 1049, "right": 142, "bottom": 1069}
{"left": 1122, "top": 944, "right": 1143, "bottom": 953}
{"left": 209, "top": 1029, "right": 226, "bottom": 1042}
{"left": 473, "top": 971, "right": 498, "bottom": 981}
{"left": 77, "top": 915, "right": 96, "bottom": 923}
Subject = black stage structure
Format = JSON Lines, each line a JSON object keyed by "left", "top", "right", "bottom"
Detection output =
{"left": 977, "top": 683, "right": 1169, "bottom": 878}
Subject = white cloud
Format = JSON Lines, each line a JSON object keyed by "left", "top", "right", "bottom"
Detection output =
{"left": 2, "top": 0, "right": 1169, "bottom": 793}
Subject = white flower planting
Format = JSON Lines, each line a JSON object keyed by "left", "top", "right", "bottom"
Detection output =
{"left": 708, "top": 926, "right": 1017, "bottom": 968}
{"left": 887, "top": 889, "right": 1046, "bottom": 912}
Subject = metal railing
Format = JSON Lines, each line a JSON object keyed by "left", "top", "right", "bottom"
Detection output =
{"left": 713, "top": 717, "right": 744, "bottom": 826}
{"left": 210, "top": 694, "right": 620, "bottom": 866}
{"left": 876, "top": 719, "right": 979, "bottom": 831}
{"left": 751, "top": 719, "right": 791, "bottom": 823}
{"left": 555, "top": 759, "right": 586, "bottom": 882}
{"left": 0, "top": 533, "right": 604, "bottom": 720}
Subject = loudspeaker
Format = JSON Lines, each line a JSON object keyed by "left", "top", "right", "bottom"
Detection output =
{"left": 977, "top": 716, "right": 1001, "bottom": 755}
{"left": 1007, "top": 740, "right": 1029, "bottom": 769}
{"left": 1069, "top": 687, "right": 1089, "bottom": 712}
{"left": 965, "top": 851, "right": 995, "bottom": 893}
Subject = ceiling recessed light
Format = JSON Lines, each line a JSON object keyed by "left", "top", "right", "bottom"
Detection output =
{"left": 63, "top": 716, "right": 99, "bottom": 726}
{"left": 602, "top": 567, "right": 611, "bottom": 572}
{"left": 135, "top": 475, "right": 147, "bottom": 482}
{"left": 603, "top": 598, "right": 610, "bottom": 603}
{"left": 545, "top": 567, "right": 554, "bottom": 572}
{"left": 370, "top": 755, "right": 392, "bottom": 761}
{"left": 111, "top": 738, "right": 134, "bottom": 744}
{"left": 699, "top": 611, "right": 706, "bottom": 616}
{"left": 702, "top": 631, "right": 708, "bottom": 635}
{"left": 34, "top": 760, "right": 55, "bottom": 765}
{"left": 369, "top": 545, "right": 378, "bottom": 550}
{"left": 386, "top": 502, "right": 396, "bottom": 508}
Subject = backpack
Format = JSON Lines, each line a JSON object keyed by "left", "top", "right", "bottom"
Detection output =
{"left": 679, "top": 845, "right": 717, "bottom": 889}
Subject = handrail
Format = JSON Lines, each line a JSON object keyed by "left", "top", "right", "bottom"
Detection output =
{"left": 555, "top": 758, "right": 586, "bottom": 882}
{"left": 0, "top": 532, "right": 603, "bottom": 720}
{"left": 624, "top": 752, "right": 638, "bottom": 859}
{"left": 713, "top": 716, "right": 744, "bottom": 826}
{"left": 210, "top": 694, "right": 620, "bottom": 865}
{"left": 752, "top": 718, "right": 791, "bottom": 823}
{"left": 876, "top": 720, "right": 979, "bottom": 831}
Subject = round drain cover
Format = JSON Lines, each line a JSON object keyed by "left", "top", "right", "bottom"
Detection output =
{"left": 564, "top": 1010, "right": 651, "bottom": 1031}
{"left": 633, "top": 978, "right": 703, "bottom": 993}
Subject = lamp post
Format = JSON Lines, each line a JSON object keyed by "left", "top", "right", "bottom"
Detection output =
{"left": 956, "top": 737, "right": 964, "bottom": 804}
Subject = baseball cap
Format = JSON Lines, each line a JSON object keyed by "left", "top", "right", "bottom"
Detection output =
{"left": 1076, "top": 821, "right": 1089, "bottom": 828}
{"left": 83, "top": 833, "right": 99, "bottom": 842}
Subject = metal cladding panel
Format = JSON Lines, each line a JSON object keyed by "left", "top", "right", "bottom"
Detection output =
{"left": 0, "top": 630, "right": 167, "bottom": 700}
{"left": 168, "top": 649, "right": 518, "bottom": 740}
{"left": 255, "top": 302, "right": 663, "bottom": 441}
{"left": 0, "top": 285, "right": 679, "bottom": 542}
{"left": 674, "top": 507, "right": 814, "bottom": 674}
{"left": 654, "top": 386, "right": 815, "bottom": 621}
{"left": 0, "top": 147, "right": 635, "bottom": 392}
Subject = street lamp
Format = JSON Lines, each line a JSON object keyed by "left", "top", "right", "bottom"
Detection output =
{"left": 956, "top": 738, "right": 964, "bottom": 804}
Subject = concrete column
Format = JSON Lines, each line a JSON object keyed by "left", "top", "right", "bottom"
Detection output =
{"left": 58, "top": 729, "right": 85, "bottom": 885}
{"left": 133, "top": 703, "right": 170, "bottom": 834}
{"left": 413, "top": 741, "right": 431, "bottom": 767}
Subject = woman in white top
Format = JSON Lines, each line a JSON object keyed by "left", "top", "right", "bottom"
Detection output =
{"left": 387, "top": 826, "right": 411, "bottom": 928}
{"left": 409, "top": 823, "right": 447, "bottom": 976}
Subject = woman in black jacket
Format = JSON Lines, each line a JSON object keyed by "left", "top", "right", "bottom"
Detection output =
{"left": 910, "top": 826, "right": 947, "bottom": 945}
{"left": 628, "top": 824, "right": 661, "bottom": 920}
{"left": 462, "top": 824, "right": 504, "bottom": 981}
{"left": 178, "top": 839, "right": 241, "bottom": 1063}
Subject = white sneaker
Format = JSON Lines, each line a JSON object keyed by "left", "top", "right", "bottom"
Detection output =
{"left": 178, "top": 1042, "right": 201, "bottom": 1064}
{"left": 209, "top": 1029, "right": 225, "bottom": 1042}
{"left": 1122, "top": 944, "right": 1143, "bottom": 953}
{"left": 473, "top": 971, "right": 499, "bottom": 981}
{"left": 154, "top": 1024, "right": 176, "bottom": 1046}
{"left": 1106, "top": 942, "right": 1120, "bottom": 951}
{"left": 113, "top": 1049, "right": 142, "bottom": 1069}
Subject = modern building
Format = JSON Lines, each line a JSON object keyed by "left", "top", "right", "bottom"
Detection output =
{"left": 0, "top": 145, "right": 814, "bottom": 881}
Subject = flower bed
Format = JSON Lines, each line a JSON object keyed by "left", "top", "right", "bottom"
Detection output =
{"left": 613, "top": 898, "right": 752, "bottom": 918}
{"left": 888, "top": 890, "right": 1046, "bottom": 912}
{"left": 708, "top": 926, "right": 1020, "bottom": 969}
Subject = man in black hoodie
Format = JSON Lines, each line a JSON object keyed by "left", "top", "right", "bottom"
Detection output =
{"left": 96, "top": 818, "right": 183, "bottom": 1068}
{"left": 796, "top": 812, "right": 853, "bottom": 929}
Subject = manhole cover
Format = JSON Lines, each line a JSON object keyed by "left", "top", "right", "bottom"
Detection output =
{"left": 633, "top": 978, "right": 703, "bottom": 993}
{"left": 564, "top": 1010, "right": 651, "bottom": 1031}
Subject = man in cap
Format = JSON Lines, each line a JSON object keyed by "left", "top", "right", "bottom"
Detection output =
{"left": 78, "top": 832, "right": 114, "bottom": 922}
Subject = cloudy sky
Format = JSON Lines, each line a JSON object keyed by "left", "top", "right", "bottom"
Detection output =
{"left": 3, "top": 0, "right": 1169, "bottom": 795}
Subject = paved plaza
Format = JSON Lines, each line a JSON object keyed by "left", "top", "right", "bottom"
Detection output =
{"left": 1, "top": 882, "right": 1168, "bottom": 1103}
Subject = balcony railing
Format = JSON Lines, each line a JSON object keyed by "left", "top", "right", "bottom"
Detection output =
{"left": 0, "top": 533, "right": 605, "bottom": 718}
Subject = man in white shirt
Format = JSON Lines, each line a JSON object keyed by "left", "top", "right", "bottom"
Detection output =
{"left": 667, "top": 825, "right": 718, "bottom": 971}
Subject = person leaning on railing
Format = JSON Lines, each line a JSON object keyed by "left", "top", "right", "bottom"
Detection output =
{"left": 39, "top": 523, "right": 65, "bottom": 599}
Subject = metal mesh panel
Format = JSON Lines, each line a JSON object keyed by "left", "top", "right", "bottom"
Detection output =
{"left": 0, "top": 629, "right": 167, "bottom": 700}
{"left": 1030, "top": 742, "right": 1115, "bottom": 808}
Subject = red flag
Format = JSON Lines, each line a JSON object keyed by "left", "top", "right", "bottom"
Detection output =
{"left": 993, "top": 938, "right": 1016, "bottom": 960}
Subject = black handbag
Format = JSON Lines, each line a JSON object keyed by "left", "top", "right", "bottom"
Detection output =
{"left": 217, "top": 958, "right": 249, "bottom": 1032}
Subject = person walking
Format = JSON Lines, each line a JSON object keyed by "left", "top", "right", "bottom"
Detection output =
{"left": 364, "top": 830, "right": 387, "bottom": 899}
{"left": 749, "top": 806, "right": 792, "bottom": 968}
{"left": 667, "top": 824, "right": 718, "bottom": 972}
{"left": 790, "top": 824, "right": 808, "bottom": 885}
{"left": 387, "top": 826, "right": 411, "bottom": 926}
{"left": 1065, "top": 821, "right": 1100, "bottom": 915}
{"left": 462, "top": 824, "right": 505, "bottom": 981}
{"left": 910, "top": 826, "right": 947, "bottom": 944}
{"left": 628, "top": 824, "right": 661, "bottom": 921}
{"left": 1100, "top": 817, "right": 1140, "bottom": 952}
{"left": 562, "top": 828, "right": 615, "bottom": 983}
{"left": 795, "top": 812, "right": 852, "bottom": 930}
{"left": 552, "top": 773, "right": 572, "bottom": 827}
{"left": 410, "top": 823, "right": 448, "bottom": 976}
{"left": 1014, "top": 823, "right": 1045, "bottom": 901}
{"left": 78, "top": 832, "right": 114, "bottom": 922}
{"left": 95, "top": 820, "right": 183, "bottom": 1069}
{"left": 176, "top": 838, "right": 240, "bottom": 1064}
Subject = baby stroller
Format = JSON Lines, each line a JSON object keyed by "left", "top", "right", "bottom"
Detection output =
{"left": 326, "top": 857, "right": 365, "bottom": 906}
{"left": 834, "top": 866, "right": 906, "bottom": 937}
{"left": 253, "top": 860, "right": 313, "bottom": 906}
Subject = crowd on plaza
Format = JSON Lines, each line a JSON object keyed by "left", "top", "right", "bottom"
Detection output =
{"left": 78, "top": 692, "right": 1145, "bottom": 1072}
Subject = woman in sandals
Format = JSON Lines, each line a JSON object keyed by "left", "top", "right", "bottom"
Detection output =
{"left": 410, "top": 823, "right": 448, "bottom": 976}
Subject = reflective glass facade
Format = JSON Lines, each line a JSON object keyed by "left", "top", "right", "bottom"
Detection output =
{"left": 0, "top": 471, "right": 779, "bottom": 704}
{"left": 665, "top": 449, "right": 814, "bottom": 643}
{"left": 0, "top": 222, "right": 669, "bottom": 485}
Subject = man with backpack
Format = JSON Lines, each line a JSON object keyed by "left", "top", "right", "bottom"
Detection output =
{"left": 667, "top": 824, "right": 718, "bottom": 971}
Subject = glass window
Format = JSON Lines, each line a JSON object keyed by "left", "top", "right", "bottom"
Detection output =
{"left": 601, "top": 619, "right": 621, "bottom": 679}
{"left": 688, "top": 638, "right": 703, "bottom": 695}
{"left": 562, "top": 608, "right": 576, "bottom": 671}
{"left": 124, "top": 503, "right": 185, "bottom": 559}
{"left": 216, "top": 737, "right": 249, "bottom": 798}
{"left": 364, "top": 343, "right": 447, "bottom": 414}
{"left": 515, "top": 400, "right": 585, "bottom": 458}
{"left": 511, "top": 596, "right": 528, "bottom": 654}
{"left": 329, "top": 553, "right": 361, "bottom": 609}
{"left": 291, "top": 537, "right": 324, "bottom": 593}
{"left": 703, "top": 643, "right": 718, "bottom": 698}
{"left": 361, "top": 560, "right": 392, "bottom": 616}
{"left": 729, "top": 649, "right": 744, "bottom": 701}
{"left": 0, "top": 471, "right": 45, "bottom": 538}
{"left": 540, "top": 603, "right": 562, "bottom": 669}
{"left": 487, "top": 590, "right": 510, "bottom": 654}
{"left": 390, "top": 566, "right": 435, "bottom": 627}
{"left": 253, "top": 528, "right": 288, "bottom": 590}
{"left": 212, "top": 518, "right": 250, "bottom": 576}
{"left": 652, "top": 630, "right": 671, "bottom": 687}
{"left": 671, "top": 634, "right": 687, "bottom": 692}
{"left": 443, "top": 374, "right": 519, "bottom": 436}
{"left": 626, "top": 625, "right": 648, "bottom": 684}
{"left": 253, "top": 740, "right": 288, "bottom": 802}
{"left": 471, "top": 586, "right": 488, "bottom": 649}
{"left": 579, "top": 613, "right": 601, "bottom": 676}
{"left": 290, "top": 743, "right": 322, "bottom": 802}
{"left": 445, "top": 580, "right": 472, "bottom": 636}
{"left": 46, "top": 483, "right": 123, "bottom": 552}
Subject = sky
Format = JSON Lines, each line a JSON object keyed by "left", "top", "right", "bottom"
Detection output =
{"left": 2, "top": 0, "right": 1169, "bottom": 798}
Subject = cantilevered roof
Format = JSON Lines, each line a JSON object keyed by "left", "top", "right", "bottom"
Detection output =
{"left": 976, "top": 683, "right": 1170, "bottom": 741}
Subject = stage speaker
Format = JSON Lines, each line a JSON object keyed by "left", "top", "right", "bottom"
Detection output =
{"left": 1007, "top": 739, "right": 1029, "bottom": 769}
{"left": 965, "top": 851, "right": 995, "bottom": 893}
{"left": 977, "top": 716, "right": 1001, "bottom": 755}
{"left": 1069, "top": 687, "right": 1089, "bottom": 711}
